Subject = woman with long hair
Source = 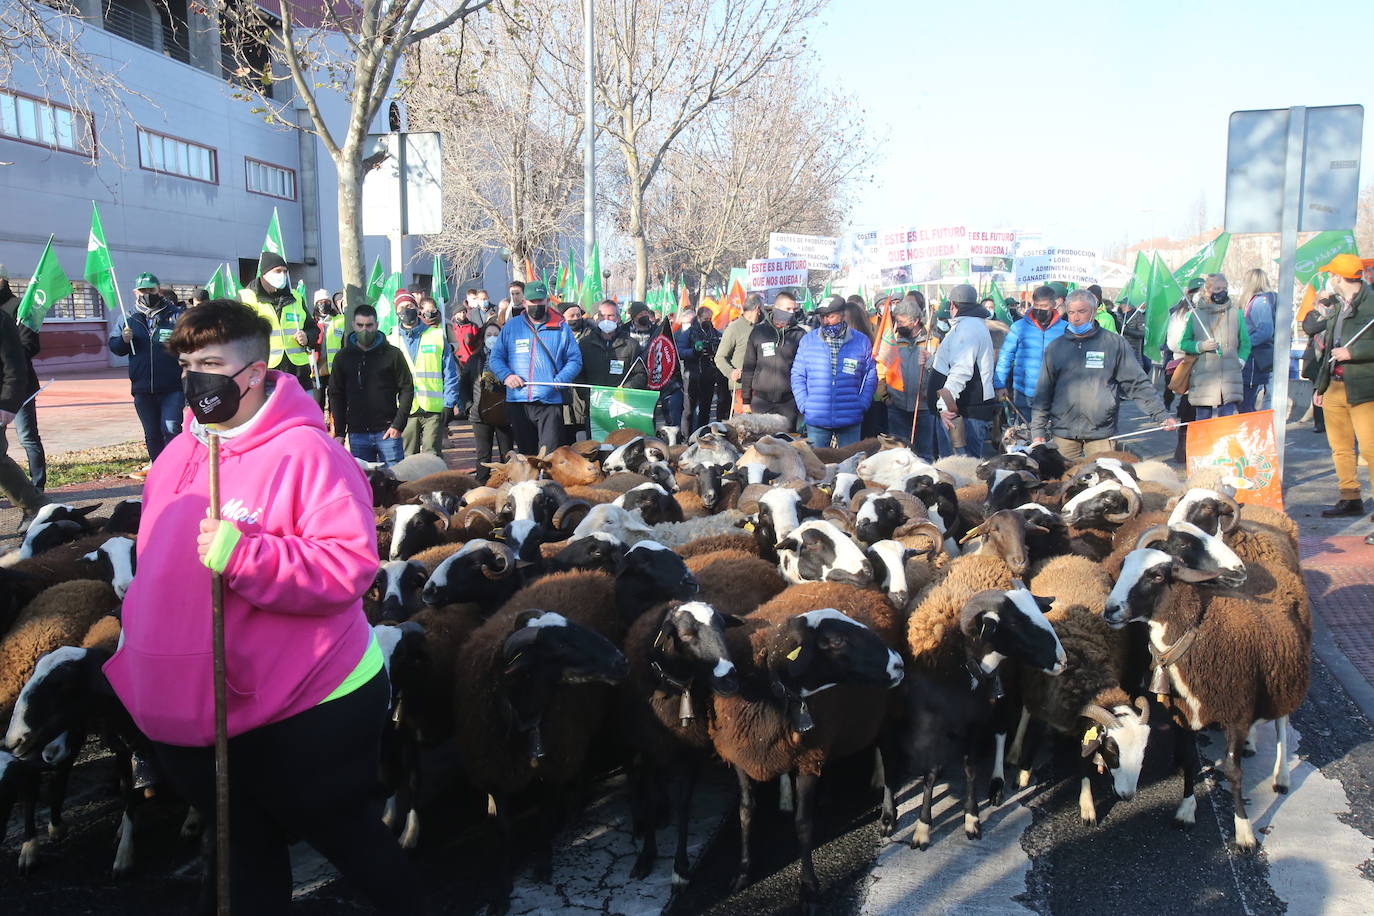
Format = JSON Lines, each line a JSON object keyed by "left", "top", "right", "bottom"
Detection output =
{"left": 1237, "top": 267, "right": 1277, "bottom": 413}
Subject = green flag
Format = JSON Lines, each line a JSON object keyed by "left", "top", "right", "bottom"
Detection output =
{"left": 1291, "top": 229, "right": 1359, "bottom": 289}
{"left": 376, "top": 272, "right": 402, "bottom": 334}
{"left": 432, "top": 254, "right": 449, "bottom": 310}
{"left": 581, "top": 243, "right": 602, "bottom": 308}
{"left": 205, "top": 264, "right": 234, "bottom": 300}
{"left": 17, "top": 236, "right": 73, "bottom": 332}
{"left": 257, "top": 207, "right": 285, "bottom": 276}
{"left": 588, "top": 385, "right": 660, "bottom": 440}
{"left": 82, "top": 202, "right": 119, "bottom": 312}
{"left": 802, "top": 284, "right": 815, "bottom": 312}
{"left": 821, "top": 279, "right": 832, "bottom": 302}
{"left": 1171, "top": 231, "right": 1230, "bottom": 287}
{"left": 1120, "top": 251, "right": 1152, "bottom": 306}
{"left": 1145, "top": 253, "right": 1184, "bottom": 356}
{"left": 988, "top": 279, "right": 1013, "bottom": 324}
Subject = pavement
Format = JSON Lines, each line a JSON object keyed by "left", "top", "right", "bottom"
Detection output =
{"left": 4, "top": 374, "right": 1374, "bottom": 914}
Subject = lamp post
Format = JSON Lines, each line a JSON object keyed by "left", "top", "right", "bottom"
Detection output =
{"left": 499, "top": 247, "right": 511, "bottom": 292}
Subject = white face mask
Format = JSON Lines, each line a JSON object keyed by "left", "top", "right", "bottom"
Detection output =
{"left": 484, "top": 335, "right": 498, "bottom": 350}
{"left": 264, "top": 270, "right": 288, "bottom": 290}
{"left": 598, "top": 319, "right": 619, "bottom": 334}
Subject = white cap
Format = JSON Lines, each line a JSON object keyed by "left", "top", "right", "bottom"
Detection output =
{"left": 313, "top": 288, "right": 330, "bottom": 303}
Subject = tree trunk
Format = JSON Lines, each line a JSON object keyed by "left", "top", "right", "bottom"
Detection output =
{"left": 625, "top": 154, "right": 648, "bottom": 301}
{"left": 336, "top": 150, "right": 366, "bottom": 317}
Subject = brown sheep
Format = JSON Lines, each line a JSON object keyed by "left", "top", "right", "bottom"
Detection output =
{"left": 1100, "top": 511, "right": 1170, "bottom": 579}
{"left": 536, "top": 446, "right": 604, "bottom": 487}
{"left": 676, "top": 533, "right": 759, "bottom": 558}
{"left": 1238, "top": 503, "right": 1300, "bottom": 549}
{"left": 0, "top": 581, "right": 119, "bottom": 725}
{"left": 563, "top": 484, "right": 622, "bottom": 505}
{"left": 80, "top": 615, "right": 122, "bottom": 654}
{"left": 1138, "top": 480, "right": 1174, "bottom": 514}
{"left": 496, "top": 569, "right": 624, "bottom": 644}
{"left": 1027, "top": 555, "right": 1113, "bottom": 617}
{"left": 686, "top": 549, "right": 788, "bottom": 619}
{"left": 396, "top": 470, "right": 483, "bottom": 503}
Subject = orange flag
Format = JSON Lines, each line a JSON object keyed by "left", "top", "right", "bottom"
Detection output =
{"left": 871, "top": 296, "right": 904, "bottom": 392}
{"left": 1185, "top": 410, "right": 1283, "bottom": 510}
{"left": 716, "top": 279, "right": 746, "bottom": 330}
{"left": 525, "top": 260, "right": 536, "bottom": 284}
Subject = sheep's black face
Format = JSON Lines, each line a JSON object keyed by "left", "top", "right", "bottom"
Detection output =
{"left": 976, "top": 454, "right": 1037, "bottom": 481}
{"left": 659, "top": 602, "right": 743, "bottom": 696}
{"left": 1028, "top": 444, "right": 1070, "bottom": 480}
{"left": 549, "top": 535, "right": 627, "bottom": 574}
{"left": 694, "top": 466, "right": 723, "bottom": 510}
{"left": 423, "top": 542, "right": 517, "bottom": 607}
{"left": 964, "top": 590, "right": 1065, "bottom": 675}
{"left": 378, "top": 622, "right": 428, "bottom": 711}
{"left": 854, "top": 496, "right": 903, "bottom": 545}
{"left": 621, "top": 485, "right": 676, "bottom": 524}
{"left": 618, "top": 543, "right": 698, "bottom": 601}
{"left": 372, "top": 561, "right": 428, "bottom": 622}
{"left": 1060, "top": 483, "right": 1131, "bottom": 529}
{"left": 641, "top": 462, "right": 678, "bottom": 493}
{"left": 105, "top": 498, "right": 143, "bottom": 536}
{"left": 904, "top": 479, "right": 958, "bottom": 532}
{"left": 505, "top": 612, "right": 628, "bottom": 689}
{"left": 777, "top": 522, "right": 874, "bottom": 588}
{"left": 1148, "top": 523, "right": 1246, "bottom": 588}
{"left": 1105, "top": 549, "right": 1174, "bottom": 627}
{"left": 389, "top": 505, "right": 445, "bottom": 561}
{"left": 773, "top": 610, "right": 903, "bottom": 695}
{"left": 504, "top": 481, "right": 563, "bottom": 526}
{"left": 986, "top": 470, "right": 1042, "bottom": 512}
{"left": 5, "top": 647, "right": 96, "bottom": 764}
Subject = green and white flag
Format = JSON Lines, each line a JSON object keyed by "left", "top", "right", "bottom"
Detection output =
{"left": 366, "top": 255, "right": 386, "bottom": 303}
{"left": 206, "top": 263, "right": 236, "bottom": 300}
{"left": 1171, "top": 231, "right": 1230, "bottom": 287}
{"left": 376, "top": 271, "right": 402, "bottom": 334}
{"left": 82, "top": 203, "right": 119, "bottom": 312}
{"left": 257, "top": 207, "right": 285, "bottom": 277}
{"left": 589, "top": 385, "right": 659, "bottom": 440}
{"left": 1291, "top": 229, "right": 1359, "bottom": 289}
{"left": 17, "top": 236, "right": 73, "bottom": 332}
{"left": 432, "top": 254, "right": 449, "bottom": 310}
{"left": 1120, "top": 251, "right": 1152, "bottom": 307}
{"left": 1145, "top": 252, "right": 1184, "bottom": 356}
{"left": 581, "top": 242, "right": 602, "bottom": 309}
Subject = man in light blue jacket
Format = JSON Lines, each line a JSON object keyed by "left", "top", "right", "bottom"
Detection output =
{"left": 489, "top": 281, "right": 582, "bottom": 455}
{"left": 792, "top": 297, "right": 877, "bottom": 448}
{"left": 994, "top": 285, "right": 1066, "bottom": 423}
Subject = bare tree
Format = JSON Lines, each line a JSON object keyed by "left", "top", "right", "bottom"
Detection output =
{"left": 1355, "top": 184, "right": 1374, "bottom": 261}
{"left": 218, "top": 0, "right": 492, "bottom": 306}
{"left": 405, "top": 9, "right": 585, "bottom": 283}
{"left": 519, "top": 0, "right": 827, "bottom": 298}
{"left": 641, "top": 73, "right": 874, "bottom": 288}
{"left": 0, "top": 1, "right": 151, "bottom": 163}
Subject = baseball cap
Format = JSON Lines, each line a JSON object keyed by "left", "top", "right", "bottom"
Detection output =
{"left": 814, "top": 295, "right": 847, "bottom": 316}
{"left": 1047, "top": 281, "right": 1069, "bottom": 299}
{"left": 1321, "top": 253, "right": 1364, "bottom": 280}
{"left": 133, "top": 272, "right": 160, "bottom": 290}
{"left": 525, "top": 281, "right": 549, "bottom": 301}
{"left": 949, "top": 283, "right": 978, "bottom": 306}
{"left": 313, "top": 288, "right": 330, "bottom": 303}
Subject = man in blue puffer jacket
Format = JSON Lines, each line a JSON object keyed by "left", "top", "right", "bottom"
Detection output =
{"left": 489, "top": 281, "right": 582, "bottom": 455}
{"left": 792, "top": 296, "right": 877, "bottom": 448}
{"left": 993, "top": 284, "right": 1066, "bottom": 423}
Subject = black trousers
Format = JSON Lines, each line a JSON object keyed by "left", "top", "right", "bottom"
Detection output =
{"left": 507, "top": 401, "right": 564, "bottom": 455}
{"left": 749, "top": 393, "right": 799, "bottom": 431}
{"left": 153, "top": 670, "right": 420, "bottom": 915}
{"left": 472, "top": 422, "right": 514, "bottom": 482}
{"left": 691, "top": 366, "right": 730, "bottom": 430}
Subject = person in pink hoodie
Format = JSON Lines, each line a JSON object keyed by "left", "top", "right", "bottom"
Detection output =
{"left": 103, "top": 299, "right": 418, "bottom": 913}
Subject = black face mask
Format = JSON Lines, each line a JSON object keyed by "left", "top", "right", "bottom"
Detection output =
{"left": 634, "top": 314, "right": 653, "bottom": 328}
{"left": 895, "top": 325, "right": 915, "bottom": 339}
{"left": 1210, "top": 292, "right": 1228, "bottom": 304}
{"left": 528, "top": 302, "right": 548, "bottom": 322}
{"left": 398, "top": 307, "right": 419, "bottom": 326}
{"left": 567, "top": 318, "right": 587, "bottom": 333}
{"left": 184, "top": 363, "right": 254, "bottom": 425}
{"left": 1031, "top": 307, "right": 1053, "bottom": 323}
{"left": 317, "top": 303, "right": 338, "bottom": 317}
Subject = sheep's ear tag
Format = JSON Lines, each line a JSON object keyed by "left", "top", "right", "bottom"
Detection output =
{"left": 786, "top": 645, "right": 802, "bottom": 662}
{"left": 744, "top": 521, "right": 756, "bottom": 532}
{"left": 1082, "top": 726, "right": 1099, "bottom": 745}
{"left": 653, "top": 631, "right": 664, "bottom": 648}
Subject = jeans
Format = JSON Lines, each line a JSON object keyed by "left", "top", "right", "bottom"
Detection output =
{"left": 960, "top": 416, "right": 992, "bottom": 459}
{"left": 1241, "top": 358, "right": 1269, "bottom": 413}
{"left": 861, "top": 400, "right": 888, "bottom": 438}
{"left": 12, "top": 396, "right": 45, "bottom": 490}
{"left": 690, "top": 367, "right": 729, "bottom": 431}
{"left": 0, "top": 425, "right": 46, "bottom": 513}
{"left": 888, "top": 405, "right": 943, "bottom": 461}
{"left": 1010, "top": 392, "right": 1034, "bottom": 427}
{"left": 153, "top": 671, "right": 420, "bottom": 915}
{"left": 349, "top": 430, "right": 405, "bottom": 466}
{"left": 654, "top": 387, "right": 684, "bottom": 433}
{"left": 133, "top": 390, "right": 185, "bottom": 461}
{"left": 806, "top": 423, "right": 862, "bottom": 449}
{"left": 1192, "top": 403, "right": 1239, "bottom": 421}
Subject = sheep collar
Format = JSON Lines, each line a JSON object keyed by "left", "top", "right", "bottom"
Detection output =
{"left": 1147, "top": 626, "right": 1200, "bottom": 698}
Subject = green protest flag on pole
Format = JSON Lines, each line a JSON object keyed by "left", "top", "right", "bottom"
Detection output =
{"left": 1121, "top": 251, "right": 1152, "bottom": 306}
{"left": 581, "top": 242, "right": 602, "bottom": 309}
{"left": 821, "top": 279, "right": 832, "bottom": 301}
{"left": 205, "top": 264, "right": 233, "bottom": 300}
{"left": 988, "top": 279, "right": 1013, "bottom": 324}
{"left": 588, "top": 385, "right": 660, "bottom": 440}
{"left": 376, "top": 272, "right": 402, "bottom": 334}
{"left": 17, "top": 236, "right": 73, "bottom": 332}
{"left": 1291, "top": 229, "right": 1358, "bottom": 289}
{"left": 257, "top": 207, "right": 285, "bottom": 277}
{"left": 365, "top": 255, "right": 385, "bottom": 303}
{"left": 801, "top": 284, "right": 815, "bottom": 312}
{"left": 1171, "top": 231, "right": 1230, "bottom": 286}
{"left": 432, "top": 254, "right": 449, "bottom": 310}
{"left": 83, "top": 202, "right": 120, "bottom": 312}
{"left": 1145, "top": 253, "right": 1184, "bottom": 356}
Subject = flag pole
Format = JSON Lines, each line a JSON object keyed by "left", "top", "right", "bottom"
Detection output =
{"left": 207, "top": 433, "right": 232, "bottom": 916}
{"left": 107, "top": 264, "right": 136, "bottom": 356}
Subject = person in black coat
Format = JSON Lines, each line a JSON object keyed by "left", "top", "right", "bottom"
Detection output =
{"left": 464, "top": 320, "right": 513, "bottom": 483}
{"left": 683, "top": 307, "right": 728, "bottom": 430}
{"left": 740, "top": 291, "right": 807, "bottom": 429}
{"left": 327, "top": 304, "right": 413, "bottom": 467}
{"left": 108, "top": 273, "right": 185, "bottom": 473}
{"left": 0, "top": 270, "right": 45, "bottom": 489}
{"left": 1, "top": 299, "right": 47, "bottom": 528}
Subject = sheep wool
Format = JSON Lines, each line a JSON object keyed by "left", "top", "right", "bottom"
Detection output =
{"left": 906, "top": 554, "right": 1015, "bottom": 672}
{"left": 0, "top": 580, "right": 119, "bottom": 724}
{"left": 80, "top": 615, "right": 123, "bottom": 655}
{"left": 686, "top": 550, "right": 787, "bottom": 619}
{"left": 675, "top": 533, "right": 759, "bottom": 559}
{"left": 1028, "top": 555, "right": 1112, "bottom": 617}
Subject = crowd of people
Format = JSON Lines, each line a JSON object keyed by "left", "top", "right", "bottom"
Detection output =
{"left": 2, "top": 256, "right": 1372, "bottom": 537}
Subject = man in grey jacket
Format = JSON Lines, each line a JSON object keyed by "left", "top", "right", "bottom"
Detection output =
{"left": 1031, "top": 289, "right": 1176, "bottom": 458}
{"left": 714, "top": 294, "right": 764, "bottom": 399}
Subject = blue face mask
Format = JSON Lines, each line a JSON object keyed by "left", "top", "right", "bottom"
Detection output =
{"left": 1068, "top": 319, "right": 1095, "bottom": 335}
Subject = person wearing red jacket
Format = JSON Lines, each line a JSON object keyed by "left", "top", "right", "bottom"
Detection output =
{"left": 450, "top": 298, "right": 480, "bottom": 416}
{"left": 104, "top": 299, "right": 419, "bottom": 912}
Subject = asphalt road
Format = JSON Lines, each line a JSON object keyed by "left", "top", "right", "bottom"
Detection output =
{"left": 4, "top": 383, "right": 1374, "bottom": 914}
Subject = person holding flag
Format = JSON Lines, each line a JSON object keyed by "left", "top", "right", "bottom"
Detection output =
{"left": 1312, "top": 255, "right": 1374, "bottom": 523}
{"left": 108, "top": 272, "right": 185, "bottom": 477}
{"left": 994, "top": 285, "right": 1067, "bottom": 423}
{"left": 1177, "top": 273, "right": 1250, "bottom": 421}
{"left": 0, "top": 266, "right": 46, "bottom": 491}
{"left": 240, "top": 252, "right": 320, "bottom": 406}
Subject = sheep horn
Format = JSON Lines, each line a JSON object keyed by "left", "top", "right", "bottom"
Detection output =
{"left": 1134, "top": 695, "right": 1151, "bottom": 725}
{"left": 480, "top": 542, "right": 519, "bottom": 580}
{"left": 904, "top": 521, "right": 946, "bottom": 556}
{"left": 1217, "top": 491, "right": 1242, "bottom": 533}
{"left": 821, "top": 505, "right": 856, "bottom": 533}
{"left": 552, "top": 498, "right": 592, "bottom": 534}
{"left": 460, "top": 504, "right": 499, "bottom": 535}
{"left": 1104, "top": 485, "right": 1141, "bottom": 524}
{"left": 1081, "top": 704, "right": 1120, "bottom": 732}
{"left": 1134, "top": 524, "right": 1171, "bottom": 551}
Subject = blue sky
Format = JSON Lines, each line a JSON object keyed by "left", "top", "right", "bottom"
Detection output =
{"left": 812, "top": 0, "right": 1371, "bottom": 251}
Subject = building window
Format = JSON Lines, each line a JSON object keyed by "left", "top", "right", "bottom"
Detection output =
{"left": 0, "top": 88, "right": 94, "bottom": 156}
{"left": 246, "top": 158, "right": 296, "bottom": 200}
{"left": 103, "top": 0, "right": 190, "bottom": 64}
{"left": 137, "top": 127, "right": 217, "bottom": 183}
{"left": 7, "top": 281, "right": 105, "bottom": 322}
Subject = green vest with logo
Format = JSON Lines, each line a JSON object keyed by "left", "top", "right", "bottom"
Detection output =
{"left": 320, "top": 314, "right": 346, "bottom": 374}
{"left": 240, "top": 288, "right": 309, "bottom": 368}
{"left": 389, "top": 325, "right": 446, "bottom": 413}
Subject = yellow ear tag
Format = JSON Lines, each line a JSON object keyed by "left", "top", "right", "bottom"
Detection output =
{"left": 744, "top": 521, "right": 756, "bottom": 532}
{"left": 1082, "top": 726, "right": 1099, "bottom": 744}
{"left": 786, "top": 646, "right": 801, "bottom": 661}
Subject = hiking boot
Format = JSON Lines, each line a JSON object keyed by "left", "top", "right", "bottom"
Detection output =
{"left": 1321, "top": 499, "right": 1365, "bottom": 518}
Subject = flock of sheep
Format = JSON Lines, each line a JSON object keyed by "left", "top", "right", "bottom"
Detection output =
{"left": 0, "top": 412, "right": 1310, "bottom": 914}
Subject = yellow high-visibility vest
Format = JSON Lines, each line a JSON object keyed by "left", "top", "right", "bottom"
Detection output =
{"left": 238, "top": 288, "right": 309, "bottom": 367}
{"left": 389, "top": 325, "right": 446, "bottom": 414}
{"left": 320, "top": 314, "right": 345, "bottom": 374}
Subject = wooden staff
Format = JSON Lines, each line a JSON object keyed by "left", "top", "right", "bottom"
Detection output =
{"left": 207, "top": 433, "right": 231, "bottom": 915}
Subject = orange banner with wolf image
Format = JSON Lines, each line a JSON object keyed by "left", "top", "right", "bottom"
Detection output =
{"left": 1184, "top": 409, "right": 1284, "bottom": 510}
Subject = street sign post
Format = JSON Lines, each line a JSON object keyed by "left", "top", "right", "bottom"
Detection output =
{"left": 362, "top": 131, "right": 444, "bottom": 283}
